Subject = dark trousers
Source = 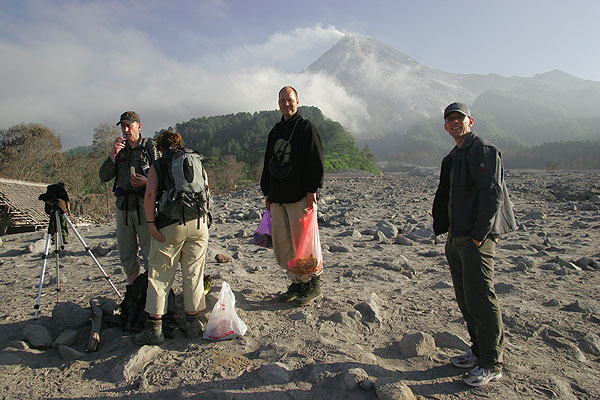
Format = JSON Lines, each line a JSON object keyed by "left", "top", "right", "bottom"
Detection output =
{"left": 445, "top": 235, "right": 504, "bottom": 371}
{"left": 48, "top": 211, "right": 69, "bottom": 244}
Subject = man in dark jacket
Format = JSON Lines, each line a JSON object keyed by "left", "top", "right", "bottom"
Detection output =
{"left": 432, "top": 102, "right": 517, "bottom": 387}
{"left": 99, "top": 111, "right": 158, "bottom": 331}
{"left": 260, "top": 86, "right": 325, "bottom": 306}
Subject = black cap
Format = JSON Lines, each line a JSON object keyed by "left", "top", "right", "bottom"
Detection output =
{"left": 116, "top": 111, "right": 140, "bottom": 126}
{"left": 444, "top": 102, "right": 470, "bottom": 119}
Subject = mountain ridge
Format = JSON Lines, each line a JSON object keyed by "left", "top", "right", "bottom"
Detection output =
{"left": 305, "top": 34, "right": 600, "bottom": 156}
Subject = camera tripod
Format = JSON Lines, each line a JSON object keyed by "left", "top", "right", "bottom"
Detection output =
{"left": 34, "top": 205, "right": 122, "bottom": 318}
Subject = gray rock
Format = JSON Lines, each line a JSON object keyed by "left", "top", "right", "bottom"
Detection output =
{"left": 395, "top": 236, "right": 414, "bottom": 246}
{"left": 514, "top": 262, "right": 529, "bottom": 272}
{"left": 420, "top": 250, "right": 440, "bottom": 258}
{"left": 328, "top": 311, "right": 362, "bottom": 330}
{"left": 515, "top": 256, "right": 535, "bottom": 268}
{"left": 408, "top": 227, "right": 433, "bottom": 239}
{"left": 290, "top": 311, "right": 308, "bottom": 321}
{"left": 375, "top": 378, "right": 416, "bottom": 400}
{"left": 359, "top": 378, "right": 375, "bottom": 391}
{"left": 229, "top": 211, "right": 245, "bottom": 221}
{"left": 52, "top": 330, "right": 78, "bottom": 348}
{"left": 542, "top": 299, "right": 562, "bottom": 307}
{"left": 547, "top": 376, "right": 579, "bottom": 400}
{"left": 234, "top": 229, "right": 248, "bottom": 238}
{"left": 351, "top": 229, "right": 362, "bottom": 239}
{"left": 398, "top": 332, "right": 436, "bottom": 357}
{"left": 25, "top": 238, "right": 46, "bottom": 254}
{"left": 343, "top": 216, "right": 360, "bottom": 226}
{"left": 575, "top": 257, "right": 600, "bottom": 270}
{"left": 540, "top": 263, "right": 560, "bottom": 271}
{"left": 579, "top": 202, "right": 599, "bottom": 211}
{"left": 376, "top": 220, "right": 398, "bottom": 238}
{"left": 52, "top": 302, "right": 91, "bottom": 330}
{"left": 433, "top": 331, "right": 470, "bottom": 351}
{"left": 258, "top": 362, "right": 290, "bottom": 384}
{"left": 58, "top": 345, "right": 85, "bottom": 361}
{"left": 563, "top": 300, "right": 598, "bottom": 314}
{"left": 579, "top": 333, "right": 600, "bottom": 356}
{"left": 338, "top": 367, "right": 369, "bottom": 391}
{"left": 23, "top": 324, "right": 53, "bottom": 348}
{"left": 329, "top": 244, "right": 353, "bottom": 253}
{"left": 246, "top": 209, "right": 262, "bottom": 220}
{"left": 375, "top": 231, "right": 390, "bottom": 243}
{"left": 565, "top": 343, "right": 586, "bottom": 362}
{"left": 372, "top": 260, "right": 402, "bottom": 272}
{"left": 553, "top": 257, "right": 582, "bottom": 271}
{"left": 110, "top": 345, "right": 162, "bottom": 382}
{"left": 494, "top": 282, "right": 523, "bottom": 295}
{"left": 430, "top": 281, "right": 452, "bottom": 290}
{"left": 354, "top": 296, "right": 382, "bottom": 324}
{"left": 92, "top": 242, "right": 113, "bottom": 257}
{"left": 522, "top": 211, "right": 547, "bottom": 220}
{"left": 339, "top": 229, "right": 360, "bottom": 238}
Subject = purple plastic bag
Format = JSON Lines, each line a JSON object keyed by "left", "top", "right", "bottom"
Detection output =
{"left": 253, "top": 209, "right": 272, "bottom": 248}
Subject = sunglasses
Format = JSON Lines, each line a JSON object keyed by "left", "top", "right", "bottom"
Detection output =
{"left": 445, "top": 114, "right": 467, "bottom": 123}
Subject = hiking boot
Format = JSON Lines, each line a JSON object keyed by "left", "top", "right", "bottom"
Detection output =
{"left": 185, "top": 313, "right": 204, "bottom": 339}
{"left": 134, "top": 318, "right": 164, "bottom": 345}
{"left": 462, "top": 366, "right": 502, "bottom": 387}
{"left": 451, "top": 349, "right": 478, "bottom": 369}
{"left": 277, "top": 282, "right": 304, "bottom": 302}
{"left": 294, "top": 276, "right": 322, "bottom": 306}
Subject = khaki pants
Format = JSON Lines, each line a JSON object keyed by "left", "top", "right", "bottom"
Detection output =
{"left": 270, "top": 199, "right": 321, "bottom": 283}
{"left": 116, "top": 198, "right": 151, "bottom": 276}
{"left": 145, "top": 219, "right": 209, "bottom": 315}
{"left": 445, "top": 235, "right": 504, "bottom": 371}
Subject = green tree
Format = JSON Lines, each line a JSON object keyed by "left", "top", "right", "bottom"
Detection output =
{"left": 0, "top": 123, "right": 62, "bottom": 182}
{"left": 92, "top": 123, "right": 120, "bottom": 156}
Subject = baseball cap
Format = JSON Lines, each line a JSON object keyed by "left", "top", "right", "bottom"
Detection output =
{"left": 116, "top": 111, "right": 140, "bottom": 126}
{"left": 444, "top": 102, "right": 470, "bottom": 119}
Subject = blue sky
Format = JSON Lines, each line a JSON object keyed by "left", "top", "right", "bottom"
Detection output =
{"left": 1, "top": 0, "right": 599, "bottom": 148}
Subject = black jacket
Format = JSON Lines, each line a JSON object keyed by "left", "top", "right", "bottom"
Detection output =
{"left": 260, "top": 112, "right": 324, "bottom": 203}
{"left": 432, "top": 132, "right": 517, "bottom": 242}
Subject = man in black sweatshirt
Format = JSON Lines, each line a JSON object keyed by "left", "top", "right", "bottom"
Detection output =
{"left": 260, "top": 86, "right": 325, "bottom": 306}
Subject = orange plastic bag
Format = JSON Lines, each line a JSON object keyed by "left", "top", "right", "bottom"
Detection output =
{"left": 288, "top": 208, "right": 323, "bottom": 275}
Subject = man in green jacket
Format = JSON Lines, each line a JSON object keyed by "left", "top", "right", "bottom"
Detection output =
{"left": 432, "top": 102, "right": 517, "bottom": 387}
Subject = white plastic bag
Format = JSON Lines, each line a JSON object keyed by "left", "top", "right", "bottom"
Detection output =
{"left": 203, "top": 281, "right": 248, "bottom": 341}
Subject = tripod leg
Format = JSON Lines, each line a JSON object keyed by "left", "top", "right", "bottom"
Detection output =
{"left": 54, "top": 211, "right": 62, "bottom": 303}
{"left": 62, "top": 213, "right": 122, "bottom": 299}
{"left": 34, "top": 233, "right": 53, "bottom": 318}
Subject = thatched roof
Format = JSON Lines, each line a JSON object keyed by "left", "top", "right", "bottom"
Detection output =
{"left": 0, "top": 178, "right": 49, "bottom": 234}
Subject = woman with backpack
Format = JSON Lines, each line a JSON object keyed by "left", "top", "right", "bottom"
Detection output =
{"left": 134, "top": 129, "right": 210, "bottom": 345}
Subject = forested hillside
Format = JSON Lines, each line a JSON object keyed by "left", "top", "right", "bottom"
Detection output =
{"left": 386, "top": 114, "right": 600, "bottom": 169}
{"left": 0, "top": 109, "right": 379, "bottom": 220}
{"left": 169, "top": 106, "right": 380, "bottom": 178}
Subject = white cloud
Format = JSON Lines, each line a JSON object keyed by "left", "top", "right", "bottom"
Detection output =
{"left": 0, "top": 2, "right": 366, "bottom": 149}
{"left": 202, "top": 25, "right": 347, "bottom": 73}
